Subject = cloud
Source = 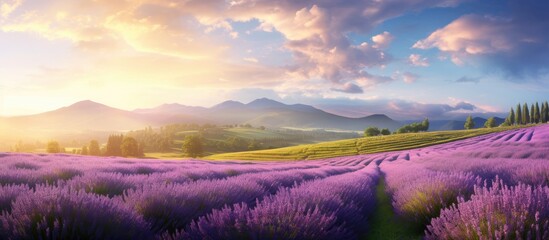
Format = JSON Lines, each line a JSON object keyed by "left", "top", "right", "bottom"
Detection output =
{"left": 310, "top": 97, "right": 494, "bottom": 120}
{"left": 226, "top": 0, "right": 466, "bottom": 85}
{"left": 372, "top": 31, "right": 394, "bottom": 49}
{"left": 402, "top": 72, "right": 419, "bottom": 83}
{"left": 0, "top": 0, "right": 469, "bottom": 96}
{"left": 453, "top": 101, "right": 475, "bottom": 111}
{"left": 0, "top": 0, "right": 21, "bottom": 18}
{"left": 408, "top": 54, "right": 429, "bottom": 67}
{"left": 414, "top": 0, "right": 549, "bottom": 78}
{"left": 386, "top": 100, "right": 477, "bottom": 118}
{"left": 455, "top": 76, "right": 480, "bottom": 83}
{"left": 243, "top": 57, "right": 259, "bottom": 63}
{"left": 355, "top": 72, "right": 395, "bottom": 87}
{"left": 331, "top": 82, "right": 364, "bottom": 94}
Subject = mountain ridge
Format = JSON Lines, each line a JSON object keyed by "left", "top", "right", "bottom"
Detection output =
{"left": 1, "top": 98, "right": 403, "bottom": 132}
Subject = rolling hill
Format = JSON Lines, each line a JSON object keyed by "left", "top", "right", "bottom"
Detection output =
{"left": 0, "top": 98, "right": 404, "bottom": 142}
{"left": 1, "top": 100, "right": 206, "bottom": 132}
{"left": 1, "top": 98, "right": 508, "bottom": 138}
{"left": 137, "top": 97, "right": 403, "bottom": 131}
{"left": 206, "top": 125, "right": 527, "bottom": 161}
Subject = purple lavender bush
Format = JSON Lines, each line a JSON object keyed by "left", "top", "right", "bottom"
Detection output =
{"left": 426, "top": 179, "right": 549, "bottom": 239}
{"left": 68, "top": 172, "right": 139, "bottom": 197}
{"left": 0, "top": 185, "right": 153, "bottom": 239}
{"left": 122, "top": 179, "right": 266, "bottom": 234}
{"left": 383, "top": 163, "right": 479, "bottom": 228}
{"left": 181, "top": 201, "right": 351, "bottom": 240}
{"left": 179, "top": 167, "right": 379, "bottom": 240}
{"left": 0, "top": 184, "right": 30, "bottom": 213}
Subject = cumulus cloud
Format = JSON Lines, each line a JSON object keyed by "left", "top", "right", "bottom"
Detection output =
{"left": 331, "top": 82, "right": 364, "bottom": 94}
{"left": 408, "top": 54, "right": 429, "bottom": 67}
{"left": 386, "top": 100, "right": 477, "bottom": 118}
{"left": 226, "top": 0, "right": 466, "bottom": 85}
{"left": 0, "top": 0, "right": 468, "bottom": 92}
{"left": 402, "top": 72, "right": 419, "bottom": 83}
{"left": 414, "top": 0, "right": 549, "bottom": 78}
{"left": 372, "top": 31, "right": 394, "bottom": 49}
{"left": 310, "top": 97, "right": 494, "bottom": 120}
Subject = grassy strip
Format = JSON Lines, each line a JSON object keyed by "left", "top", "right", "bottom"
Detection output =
{"left": 363, "top": 177, "right": 421, "bottom": 240}
{"left": 206, "top": 126, "right": 528, "bottom": 161}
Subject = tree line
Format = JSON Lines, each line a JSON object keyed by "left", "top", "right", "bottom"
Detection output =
{"left": 364, "top": 119, "right": 429, "bottom": 137}
{"left": 501, "top": 101, "right": 549, "bottom": 126}
{"left": 46, "top": 135, "right": 144, "bottom": 158}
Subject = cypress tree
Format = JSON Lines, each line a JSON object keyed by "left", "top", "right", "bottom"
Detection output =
{"left": 530, "top": 103, "right": 536, "bottom": 123}
{"left": 509, "top": 108, "right": 515, "bottom": 125}
{"left": 529, "top": 103, "right": 536, "bottom": 123}
{"left": 535, "top": 102, "right": 541, "bottom": 123}
{"left": 523, "top": 103, "right": 530, "bottom": 125}
{"left": 544, "top": 102, "right": 549, "bottom": 123}
{"left": 516, "top": 104, "right": 522, "bottom": 125}
{"left": 539, "top": 103, "right": 547, "bottom": 123}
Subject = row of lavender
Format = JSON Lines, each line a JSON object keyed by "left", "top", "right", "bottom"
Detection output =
{"left": 1, "top": 125, "right": 548, "bottom": 239}
{"left": 381, "top": 125, "right": 549, "bottom": 239}
{"left": 0, "top": 152, "right": 379, "bottom": 239}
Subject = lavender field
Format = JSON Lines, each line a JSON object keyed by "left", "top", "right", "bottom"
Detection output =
{"left": 0, "top": 125, "right": 549, "bottom": 239}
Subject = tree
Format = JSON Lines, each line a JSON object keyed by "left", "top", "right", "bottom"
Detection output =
{"left": 364, "top": 127, "right": 381, "bottom": 137}
{"left": 380, "top": 128, "right": 391, "bottom": 135}
{"left": 516, "top": 104, "right": 522, "bottom": 125}
{"left": 421, "top": 118, "right": 430, "bottom": 132}
{"left": 528, "top": 103, "right": 536, "bottom": 123}
{"left": 121, "top": 137, "right": 139, "bottom": 157}
{"left": 464, "top": 115, "right": 475, "bottom": 130}
{"left": 484, "top": 117, "right": 497, "bottom": 128}
{"left": 523, "top": 103, "right": 530, "bottom": 125}
{"left": 395, "top": 120, "right": 427, "bottom": 134}
{"left": 46, "top": 141, "right": 61, "bottom": 153}
{"left": 540, "top": 101, "right": 549, "bottom": 123}
{"left": 183, "top": 135, "right": 203, "bottom": 158}
{"left": 81, "top": 146, "right": 89, "bottom": 155}
{"left": 508, "top": 108, "right": 515, "bottom": 125}
{"left": 105, "top": 134, "right": 124, "bottom": 156}
{"left": 88, "top": 140, "right": 101, "bottom": 156}
{"left": 534, "top": 102, "right": 541, "bottom": 124}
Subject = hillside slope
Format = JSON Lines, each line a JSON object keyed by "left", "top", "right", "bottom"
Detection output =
{"left": 206, "top": 125, "right": 530, "bottom": 161}
{"left": 3, "top": 100, "right": 206, "bottom": 132}
{"left": 1, "top": 98, "right": 403, "bottom": 133}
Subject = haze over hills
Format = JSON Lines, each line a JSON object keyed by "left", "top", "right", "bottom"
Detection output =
{"left": 0, "top": 98, "right": 402, "bottom": 133}
{"left": 137, "top": 97, "right": 403, "bottom": 131}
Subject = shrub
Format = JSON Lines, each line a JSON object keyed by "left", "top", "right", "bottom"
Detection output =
{"left": 364, "top": 127, "right": 381, "bottom": 137}
{"left": 0, "top": 186, "right": 153, "bottom": 239}
{"left": 426, "top": 179, "right": 549, "bottom": 239}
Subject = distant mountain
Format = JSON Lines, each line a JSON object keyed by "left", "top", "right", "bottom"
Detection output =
{"left": 1, "top": 98, "right": 408, "bottom": 134}
{"left": 3, "top": 98, "right": 510, "bottom": 135}
{"left": 3, "top": 100, "right": 207, "bottom": 132}
{"left": 136, "top": 98, "right": 402, "bottom": 131}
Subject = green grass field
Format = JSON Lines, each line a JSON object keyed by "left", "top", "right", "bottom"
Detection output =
{"left": 206, "top": 126, "right": 524, "bottom": 161}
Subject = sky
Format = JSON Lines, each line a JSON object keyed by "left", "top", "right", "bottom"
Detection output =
{"left": 1, "top": 0, "right": 548, "bottom": 120}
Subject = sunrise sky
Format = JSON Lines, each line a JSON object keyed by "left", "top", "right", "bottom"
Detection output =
{"left": 1, "top": 0, "right": 548, "bottom": 119}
